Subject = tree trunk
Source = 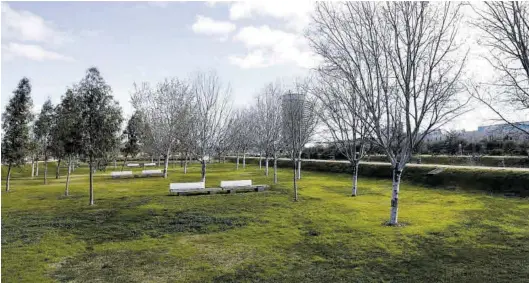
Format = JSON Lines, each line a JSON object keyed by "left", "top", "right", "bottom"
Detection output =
{"left": 351, "top": 162, "right": 359, "bottom": 197}
{"left": 273, "top": 152, "right": 278, "bottom": 184}
{"left": 31, "top": 159, "right": 35, "bottom": 178}
{"left": 243, "top": 152, "right": 246, "bottom": 169}
{"left": 121, "top": 155, "right": 128, "bottom": 171}
{"left": 114, "top": 159, "right": 117, "bottom": 169}
{"left": 163, "top": 153, "right": 170, "bottom": 178}
{"left": 201, "top": 160, "right": 206, "bottom": 182}
{"left": 6, "top": 165, "right": 12, "bottom": 192}
{"left": 296, "top": 152, "right": 302, "bottom": 180}
{"left": 89, "top": 155, "right": 94, "bottom": 206}
{"left": 293, "top": 158, "right": 298, "bottom": 201}
{"left": 265, "top": 157, "right": 269, "bottom": 176}
{"left": 184, "top": 155, "right": 188, "bottom": 174}
{"left": 35, "top": 158, "right": 39, "bottom": 176}
{"left": 236, "top": 152, "right": 240, "bottom": 170}
{"left": 259, "top": 153, "right": 262, "bottom": 169}
{"left": 65, "top": 157, "right": 72, "bottom": 196}
{"left": 158, "top": 156, "right": 161, "bottom": 167}
{"left": 44, "top": 159, "right": 48, "bottom": 184}
{"left": 389, "top": 165, "right": 402, "bottom": 225}
{"left": 56, "top": 159, "right": 61, "bottom": 179}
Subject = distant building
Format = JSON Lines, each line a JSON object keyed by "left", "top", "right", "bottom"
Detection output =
{"left": 476, "top": 121, "right": 529, "bottom": 141}
{"left": 423, "top": 129, "right": 448, "bottom": 143}
{"left": 423, "top": 121, "right": 529, "bottom": 143}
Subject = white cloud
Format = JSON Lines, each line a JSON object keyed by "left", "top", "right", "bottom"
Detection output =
{"left": 229, "top": 2, "right": 314, "bottom": 32}
{"left": 191, "top": 15, "right": 236, "bottom": 40}
{"left": 229, "top": 25, "right": 320, "bottom": 69}
{"left": 1, "top": 3, "right": 68, "bottom": 45}
{"left": 2, "top": 43, "right": 74, "bottom": 62}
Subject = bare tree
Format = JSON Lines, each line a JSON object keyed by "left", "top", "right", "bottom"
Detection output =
{"left": 189, "top": 70, "right": 232, "bottom": 182}
{"left": 469, "top": 2, "right": 529, "bottom": 137}
{"left": 229, "top": 108, "right": 249, "bottom": 170}
{"left": 131, "top": 78, "right": 193, "bottom": 178}
{"left": 311, "top": 74, "right": 370, "bottom": 196}
{"left": 281, "top": 87, "right": 319, "bottom": 201}
{"left": 308, "top": 2, "right": 468, "bottom": 224}
{"left": 255, "top": 81, "right": 284, "bottom": 183}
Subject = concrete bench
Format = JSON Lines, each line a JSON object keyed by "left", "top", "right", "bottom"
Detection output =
{"left": 144, "top": 162, "right": 156, "bottom": 167}
{"left": 220, "top": 180, "right": 267, "bottom": 193}
{"left": 169, "top": 182, "right": 206, "bottom": 195}
{"left": 141, "top": 169, "right": 163, "bottom": 177}
{"left": 126, "top": 163, "right": 140, "bottom": 167}
{"left": 111, "top": 171, "right": 134, "bottom": 179}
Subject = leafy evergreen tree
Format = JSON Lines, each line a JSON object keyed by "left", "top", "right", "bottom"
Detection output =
{"left": 54, "top": 88, "right": 83, "bottom": 196}
{"left": 77, "top": 67, "right": 123, "bottom": 205}
{"left": 121, "top": 111, "right": 143, "bottom": 170}
{"left": 1, "top": 78, "right": 33, "bottom": 191}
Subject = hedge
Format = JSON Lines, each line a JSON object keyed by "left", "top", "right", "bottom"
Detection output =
{"left": 364, "top": 155, "right": 529, "bottom": 168}
{"left": 230, "top": 157, "right": 529, "bottom": 197}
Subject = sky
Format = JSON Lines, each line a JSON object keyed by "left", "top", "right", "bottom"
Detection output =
{"left": 1, "top": 1, "right": 525, "bottom": 132}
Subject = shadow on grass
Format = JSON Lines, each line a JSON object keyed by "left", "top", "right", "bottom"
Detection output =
{"left": 2, "top": 197, "right": 250, "bottom": 246}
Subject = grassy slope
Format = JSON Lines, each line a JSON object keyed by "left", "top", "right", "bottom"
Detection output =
{"left": 2, "top": 162, "right": 529, "bottom": 282}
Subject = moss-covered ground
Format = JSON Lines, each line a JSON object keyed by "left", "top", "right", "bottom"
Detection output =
{"left": 2, "top": 162, "right": 529, "bottom": 282}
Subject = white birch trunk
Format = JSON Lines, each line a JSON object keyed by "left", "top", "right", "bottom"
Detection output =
{"left": 163, "top": 153, "right": 170, "bottom": 178}
{"left": 31, "top": 159, "right": 35, "bottom": 178}
{"left": 273, "top": 153, "right": 278, "bottom": 184}
{"left": 293, "top": 159, "right": 298, "bottom": 201}
{"left": 389, "top": 165, "right": 402, "bottom": 225}
{"left": 351, "top": 162, "right": 359, "bottom": 196}
{"left": 236, "top": 152, "right": 240, "bottom": 170}
{"left": 242, "top": 152, "right": 246, "bottom": 169}
{"left": 265, "top": 157, "right": 269, "bottom": 176}
{"left": 259, "top": 153, "right": 262, "bottom": 169}
{"left": 35, "top": 159, "right": 39, "bottom": 176}
{"left": 184, "top": 155, "right": 188, "bottom": 174}
{"left": 296, "top": 152, "right": 302, "bottom": 180}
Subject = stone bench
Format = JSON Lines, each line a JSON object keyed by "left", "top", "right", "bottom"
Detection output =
{"left": 220, "top": 180, "right": 267, "bottom": 193}
{"left": 111, "top": 171, "right": 134, "bottom": 179}
{"left": 126, "top": 163, "right": 140, "bottom": 167}
{"left": 141, "top": 169, "right": 163, "bottom": 177}
{"left": 169, "top": 182, "right": 210, "bottom": 195}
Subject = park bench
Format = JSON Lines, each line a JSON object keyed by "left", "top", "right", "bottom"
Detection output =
{"left": 111, "top": 171, "right": 134, "bottom": 179}
{"left": 144, "top": 162, "right": 156, "bottom": 167}
{"left": 169, "top": 182, "right": 221, "bottom": 196}
{"left": 126, "top": 163, "right": 140, "bottom": 167}
{"left": 141, "top": 169, "right": 163, "bottom": 177}
{"left": 220, "top": 180, "right": 267, "bottom": 193}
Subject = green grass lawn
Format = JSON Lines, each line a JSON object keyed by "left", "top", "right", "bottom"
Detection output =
{"left": 2, "top": 162, "right": 529, "bottom": 282}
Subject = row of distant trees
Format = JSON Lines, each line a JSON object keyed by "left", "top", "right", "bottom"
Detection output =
{"left": 2, "top": 68, "right": 122, "bottom": 205}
